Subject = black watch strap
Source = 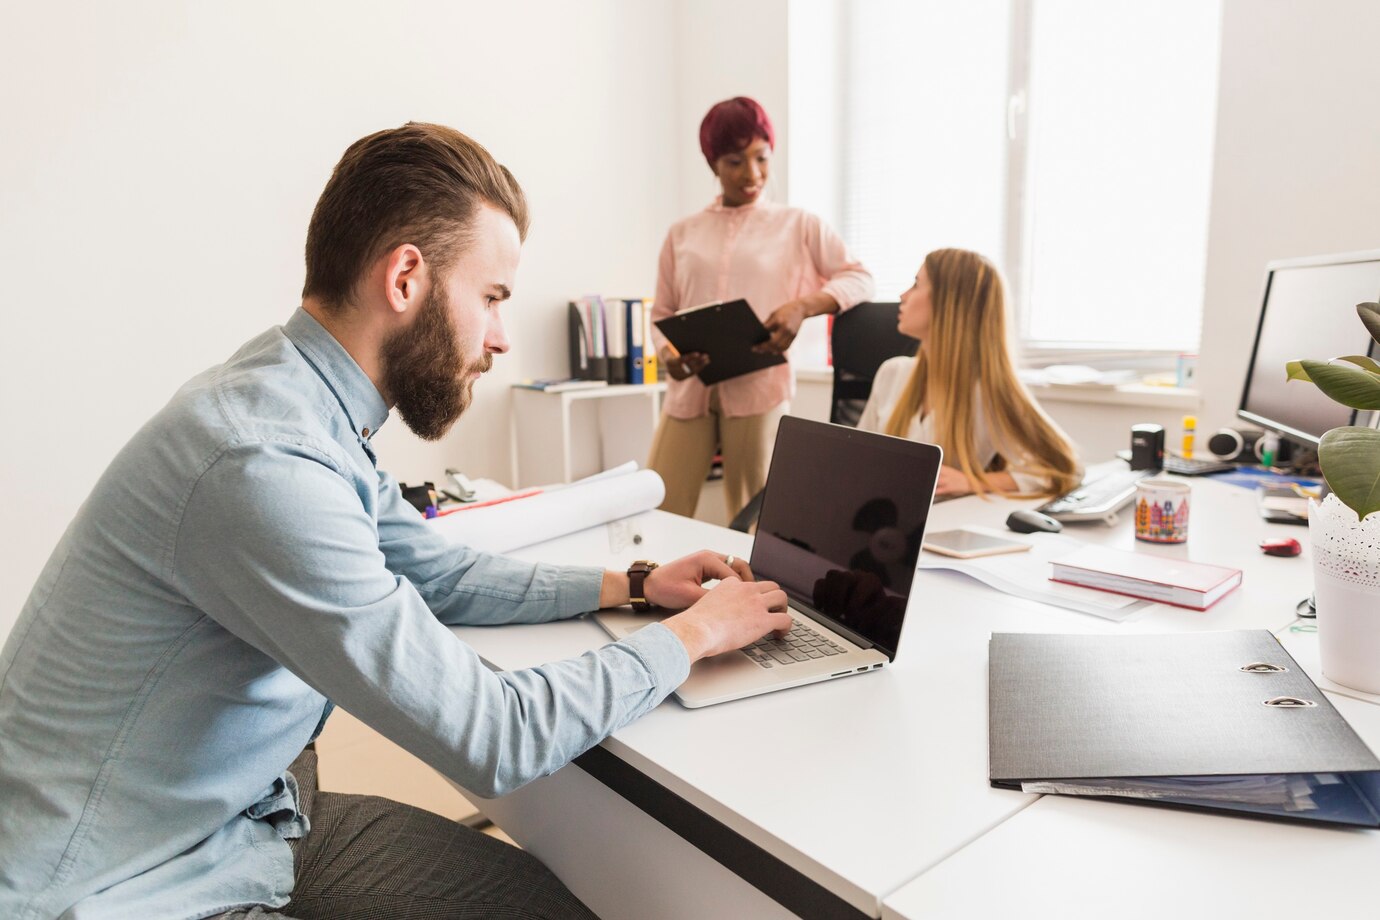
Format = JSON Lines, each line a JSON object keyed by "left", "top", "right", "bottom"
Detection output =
{"left": 627, "top": 560, "right": 659, "bottom": 612}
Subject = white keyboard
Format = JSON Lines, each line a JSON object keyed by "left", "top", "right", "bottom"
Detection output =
{"left": 1036, "top": 469, "right": 1153, "bottom": 521}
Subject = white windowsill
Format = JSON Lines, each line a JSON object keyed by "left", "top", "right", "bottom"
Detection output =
{"left": 797, "top": 366, "right": 1198, "bottom": 411}
{"left": 1025, "top": 382, "right": 1201, "bottom": 410}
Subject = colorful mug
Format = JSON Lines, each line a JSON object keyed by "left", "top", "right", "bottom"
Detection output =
{"left": 1134, "top": 478, "right": 1190, "bottom": 543}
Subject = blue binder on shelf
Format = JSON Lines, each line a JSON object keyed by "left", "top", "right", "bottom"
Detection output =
{"left": 626, "top": 298, "right": 645, "bottom": 385}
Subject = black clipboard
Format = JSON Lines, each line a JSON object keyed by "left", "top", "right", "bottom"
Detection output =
{"left": 653, "top": 299, "right": 786, "bottom": 385}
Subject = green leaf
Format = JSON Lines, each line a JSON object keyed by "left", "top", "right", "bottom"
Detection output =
{"left": 1298, "top": 359, "right": 1380, "bottom": 410}
{"left": 1285, "top": 360, "right": 1312, "bottom": 382}
{"left": 1339, "top": 354, "right": 1380, "bottom": 374}
{"left": 1360, "top": 303, "right": 1380, "bottom": 348}
{"left": 1319, "top": 427, "right": 1380, "bottom": 520}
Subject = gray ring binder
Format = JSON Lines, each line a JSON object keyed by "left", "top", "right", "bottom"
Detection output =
{"left": 989, "top": 631, "right": 1380, "bottom": 827}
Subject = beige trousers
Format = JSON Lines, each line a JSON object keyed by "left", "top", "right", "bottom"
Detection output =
{"left": 647, "top": 392, "right": 788, "bottom": 520}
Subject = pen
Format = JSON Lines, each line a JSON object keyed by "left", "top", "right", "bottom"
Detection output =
{"left": 1181, "top": 414, "right": 1197, "bottom": 460}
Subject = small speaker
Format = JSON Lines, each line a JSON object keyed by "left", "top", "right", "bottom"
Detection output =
{"left": 1207, "top": 428, "right": 1262, "bottom": 461}
{"left": 1129, "top": 423, "right": 1164, "bottom": 471}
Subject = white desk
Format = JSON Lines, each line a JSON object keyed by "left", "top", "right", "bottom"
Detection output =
{"left": 448, "top": 475, "right": 1357, "bottom": 919}
{"left": 508, "top": 383, "right": 666, "bottom": 488}
{"left": 880, "top": 663, "right": 1380, "bottom": 919}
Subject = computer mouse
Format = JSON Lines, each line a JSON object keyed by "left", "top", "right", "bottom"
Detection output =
{"left": 1260, "top": 537, "right": 1302, "bottom": 557}
{"left": 1006, "top": 509, "right": 1063, "bottom": 534}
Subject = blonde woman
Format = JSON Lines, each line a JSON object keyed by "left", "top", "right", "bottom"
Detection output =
{"left": 858, "top": 248, "right": 1080, "bottom": 498}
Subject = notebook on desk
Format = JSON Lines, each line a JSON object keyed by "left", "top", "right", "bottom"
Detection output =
{"left": 594, "top": 417, "right": 942, "bottom": 707}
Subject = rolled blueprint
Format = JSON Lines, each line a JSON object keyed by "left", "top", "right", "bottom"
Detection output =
{"left": 428, "top": 468, "right": 665, "bottom": 554}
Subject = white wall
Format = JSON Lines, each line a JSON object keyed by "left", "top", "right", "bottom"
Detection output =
{"left": 673, "top": 0, "right": 790, "bottom": 215}
{"left": 0, "top": 0, "right": 685, "bottom": 641}
{"left": 1196, "top": 0, "right": 1380, "bottom": 434}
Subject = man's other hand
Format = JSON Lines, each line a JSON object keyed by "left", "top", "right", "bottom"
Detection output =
{"left": 643, "top": 550, "right": 755, "bottom": 611}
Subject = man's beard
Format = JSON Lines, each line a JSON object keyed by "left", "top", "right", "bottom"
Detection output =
{"left": 380, "top": 283, "right": 492, "bottom": 442}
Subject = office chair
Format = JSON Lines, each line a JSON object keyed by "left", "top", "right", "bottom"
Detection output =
{"left": 728, "top": 303, "right": 919, "bottom": 533}
{"left": 828, "top": 302, "right": 918, "bottom": 427}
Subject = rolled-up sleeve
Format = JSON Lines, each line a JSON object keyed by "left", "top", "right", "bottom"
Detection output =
{"left": 806, "top": 214, "right": 874, "bottom": 312}
{"left": 173, "top": 441, "right": 689, "bottom": 798}
{"left": 372, "top": 470, "right": 603, "bottom": 626}
{"left": 649, "top": 230, "right": 678, "bottom": 354}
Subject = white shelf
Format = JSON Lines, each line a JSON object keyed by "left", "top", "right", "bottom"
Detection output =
{"left": 508, "top": 383, "right": 666, "bottom": 488}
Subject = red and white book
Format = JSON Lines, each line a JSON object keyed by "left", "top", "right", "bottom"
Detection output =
{"left": 1049, "top": 546, "right": 1242, "bottom": 610}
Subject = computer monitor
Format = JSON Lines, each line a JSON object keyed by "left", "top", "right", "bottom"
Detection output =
{"left": 1237, "top": 250, "right": 1380, "bottom": 445}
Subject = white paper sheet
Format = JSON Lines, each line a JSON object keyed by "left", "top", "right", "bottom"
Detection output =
{"left": 429, "top": 467, "right": 665, "bottom": 554}
{"left": 917, "top": 530, "right": 1148, "bottom": 621}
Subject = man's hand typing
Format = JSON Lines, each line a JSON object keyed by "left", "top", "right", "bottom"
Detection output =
{"left": 662, "top": 578, "right": 791, "bottom": 662}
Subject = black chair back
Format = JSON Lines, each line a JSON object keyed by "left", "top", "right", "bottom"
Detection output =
{"left": 829, "top": 302, "right": 919, "bottom": 426}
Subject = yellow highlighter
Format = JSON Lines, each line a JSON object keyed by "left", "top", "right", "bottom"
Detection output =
{"left": 1181, "top": 414, "right": 1197, "bottom": 459}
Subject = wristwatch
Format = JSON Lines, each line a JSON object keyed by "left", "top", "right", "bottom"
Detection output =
{"left": 627, "top": 560, "right": 660, "bottom": 612}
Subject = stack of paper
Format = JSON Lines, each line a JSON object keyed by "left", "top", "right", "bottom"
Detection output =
{"left": 1022, "top": 773, "right": 1333, "bottom": 812}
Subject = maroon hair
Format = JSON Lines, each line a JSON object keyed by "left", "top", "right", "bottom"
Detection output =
{"left": 699, "top": 97, "right": 775, "bottom": 167}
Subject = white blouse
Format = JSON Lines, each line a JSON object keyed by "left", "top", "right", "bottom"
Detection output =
{"left": 857, "top": 356, "right": 1059, "bottom": 494}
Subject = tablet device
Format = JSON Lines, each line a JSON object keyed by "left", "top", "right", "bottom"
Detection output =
{"left": 922, "top": 528, "right": 1032, "bottom": 559}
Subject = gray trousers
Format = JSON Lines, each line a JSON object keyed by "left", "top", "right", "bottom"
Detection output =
{"left": 215, "top": 749, "right": 596, "bottom": 920}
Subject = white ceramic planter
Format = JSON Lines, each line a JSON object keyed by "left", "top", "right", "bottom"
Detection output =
{"left": 1309, "top": 495, "right": 1380, "bottom": 694}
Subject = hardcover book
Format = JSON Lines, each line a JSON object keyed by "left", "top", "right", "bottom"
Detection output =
{"left": 1050, "top": 545, "right": 1241, "bottom": 610}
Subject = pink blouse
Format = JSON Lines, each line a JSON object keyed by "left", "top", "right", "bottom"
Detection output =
{"left": 651, "top": 197, "right": 874, "bottom": 420}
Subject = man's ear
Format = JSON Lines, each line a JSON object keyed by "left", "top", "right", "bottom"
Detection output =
{"left": 383, "top": 244, "right": 425, "bottom": 316}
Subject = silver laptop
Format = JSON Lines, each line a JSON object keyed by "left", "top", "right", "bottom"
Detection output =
{"left": 595, "top": 416, "right": 942, "bottom": 707}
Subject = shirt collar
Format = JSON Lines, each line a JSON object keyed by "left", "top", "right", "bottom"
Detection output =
{"left": 283, "top": 307, "right": 391, "bottom": 440}
{"left": 705, "top": 194, "right": 772, "bottom": 214}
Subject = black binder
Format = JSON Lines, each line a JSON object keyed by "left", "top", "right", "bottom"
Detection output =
{"left": 653, "top": 299, "right": 786, "bottom": 385}
{"left": 989, "top": 630, "right": 1380, "bottom": 827}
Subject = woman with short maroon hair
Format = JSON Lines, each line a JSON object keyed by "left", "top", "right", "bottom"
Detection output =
{"left": 648, "top": 96, "right": 874, "bottom": 521}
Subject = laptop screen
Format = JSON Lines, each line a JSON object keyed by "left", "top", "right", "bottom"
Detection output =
{"left": 750, "top": 417, "right": 942, "bottom": 659}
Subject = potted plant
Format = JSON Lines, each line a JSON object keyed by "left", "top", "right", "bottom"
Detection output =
{"left": 1285, "top": 301, "right": 1380, "bottom": 693}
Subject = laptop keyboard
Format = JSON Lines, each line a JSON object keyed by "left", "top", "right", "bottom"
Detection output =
{"left": 743, "top": 620, "right": 847, "bottom": 668}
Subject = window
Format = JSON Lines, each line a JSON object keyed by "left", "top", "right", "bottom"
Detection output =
{"left": 808, "top": 0, "right": 1222, "bottom": 355}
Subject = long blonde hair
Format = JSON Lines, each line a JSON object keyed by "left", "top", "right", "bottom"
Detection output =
{"left": 884, "top": 248, "right": 1079, "bottom": 498}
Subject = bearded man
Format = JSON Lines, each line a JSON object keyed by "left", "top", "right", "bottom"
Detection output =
{"left": 0, "top": 123, "right": 791, "bottom": 920}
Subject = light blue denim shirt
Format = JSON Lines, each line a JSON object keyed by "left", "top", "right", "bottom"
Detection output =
{"left": 0, "top": 309, "right": 690, "bottom": 919}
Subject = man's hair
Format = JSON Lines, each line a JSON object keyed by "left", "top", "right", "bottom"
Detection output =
{"left": 303, "top": 122, "right": 530, "bottom": 308}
